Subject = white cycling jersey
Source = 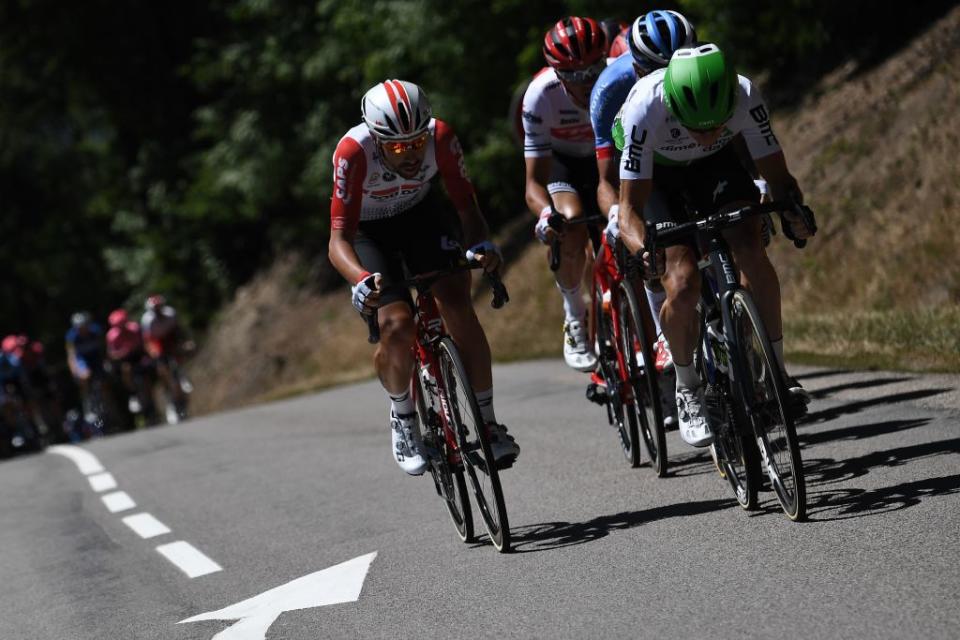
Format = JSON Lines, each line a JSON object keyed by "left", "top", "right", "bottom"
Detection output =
{"left": 619, "top": 69, "right": 782, "bottom": 181}
{"left": 521, "top": 68, "right": 595, "bottom": 159}
{"left": 330, "top": 119, "right": 475, "bottom": 232}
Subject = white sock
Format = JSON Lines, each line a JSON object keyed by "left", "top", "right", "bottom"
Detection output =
{"left": 675, "top": 361, "right": 700, "bottom": 390}
{"left": 388, "top": 390, "right": 414, "bottom": 416}
{"left": 645, "top": 285, "right": 666, "bottom": 336}
{"left": 557, "top": 282, "right": 586, "bottom": 322}
{"left": 771, "top": 338, "right": 787, "bottom": 375}
{"left": 475, "top": 388, "right": 496, "bottom": 424}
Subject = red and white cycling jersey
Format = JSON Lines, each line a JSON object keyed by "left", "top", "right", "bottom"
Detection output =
{"left": 330, "top": 119, "right": 475, "bottom": 233}
{"left": 521, "top": 67, "right": 596, "bottom": 159}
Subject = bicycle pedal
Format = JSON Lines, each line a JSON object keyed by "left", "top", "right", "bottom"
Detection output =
{"left": 585, "top": 382, "right": 608, "bottom": 406}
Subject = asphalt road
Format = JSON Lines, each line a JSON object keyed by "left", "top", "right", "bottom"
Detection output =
{"left": 2, "top": 361, "right": 959, "bottom": 639}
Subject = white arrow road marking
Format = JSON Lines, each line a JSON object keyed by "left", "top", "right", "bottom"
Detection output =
{"left": 179, "top": 551, "right": 377, "bottom": 640}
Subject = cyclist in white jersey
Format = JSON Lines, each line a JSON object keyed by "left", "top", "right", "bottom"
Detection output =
{"left": 617, "top": 44, "right": 814, "bottom": 448}
{"left": 329, "top": 80, "right": 519, "bottom": 475}
{"left": 522, "top": 16, "right": 608, "bottom": 372}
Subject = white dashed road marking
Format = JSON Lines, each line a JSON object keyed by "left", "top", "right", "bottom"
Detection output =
{"left": 157, "top": 542, "right": 223, "bottom": 579}
{"left": 88, "top": 472, "right": 117, "bottom": 492}
{"left": 102, "top": 491, "right": 136, "bottom": 513}
{"left": 123, "top": 513, "right": 173, "bottom": 539}
{"left": 48, "top": 444, "right": 223, "bottom": 579}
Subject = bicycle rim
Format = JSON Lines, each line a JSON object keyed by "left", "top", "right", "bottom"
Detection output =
{"left": 413, "top": 369, "right": 473, "bottom": 543}
{"left": 710, "top": 380, "right": 760, "bottom": 510}
{"left": 731, "top": 291, "right": 806, "bottom": 521}
{"left": 620, "top": 281, "right": 668, "bottom": 477}
{"left": 594, "top": 282, "right": 640, "bottom": 467}
{"left": 437, "top": 338, "right": 511, "bottom": 551}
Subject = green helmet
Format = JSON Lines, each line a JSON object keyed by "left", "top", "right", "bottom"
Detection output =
{"left": 663, "top": 43, "right": 738, "bottom": 130}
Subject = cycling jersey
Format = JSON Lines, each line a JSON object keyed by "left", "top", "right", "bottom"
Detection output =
{"left": 107, "top": 322, "right": 144, "bottom": 361}
{"left": 618, "top": 69, "right": 782, "bottom": 181}
{"left": 142, "top": 306, "right": 178, "bottom": 340}
{"left": 330, "top": 119, "right": 475, "bottom": 234}
{"left": 65, "top": 324, "right": 104, "bottom": 365}
{"left": 590, "top": 53, "right": 636, "bottom": 161}
{"left": 521, "top": 67, "right": 596, "bottom": 159}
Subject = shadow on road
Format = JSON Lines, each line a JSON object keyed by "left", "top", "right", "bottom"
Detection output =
{"left": 799, "top": 418, "right": 932, "bottom": 447}
{"left": 506, "top": 498, "right": 734, "bottom": 553}
{"left": 803, "top": 436, "right": 960, "bottom": 520}
{"left": 793, "top": 369, "right": 851, "bottom": 381}
{"left": 809, "top": 376, "right": 913, "bottom": 400}
{"left": 803, "top": 388, "right": 952, "bottom": 424}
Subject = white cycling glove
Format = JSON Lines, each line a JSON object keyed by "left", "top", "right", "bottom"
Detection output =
{"left": 534, "top": 205, "right": 553, "bottom": 244}
{"left": 604, "top": 204, "right": 620, "bottom": 244}
{"left": 351, "top": 272, "right": 380, "bottom": 315}
{"left": 754, "top": 179, "right": 769, "bottom": 197}
{"left": 465, "top": 240, "right": 501, "bottom": 262}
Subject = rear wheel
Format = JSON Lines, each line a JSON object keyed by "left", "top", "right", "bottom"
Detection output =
{"left": 437, "top": 338, "right": 510, "bottom": 552}
{"left": 413, "top": 367, "right": 473, "bottom": 543}
{"left": 593, "top": 281, "right": 641, "bottom": 467}
{"left": 620, "top": 281, "right": 668, "bottom": 477}
{"left": 730, "top": 290, "right": 806, "bottom": 521}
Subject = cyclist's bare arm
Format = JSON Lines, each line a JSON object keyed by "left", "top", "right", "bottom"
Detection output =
{"left": 455, "top": 194, "right": 500, "bottom": 272}
{"left": 524, "top": 156, "right": 553, "bottom": 216}
{"left": 596, "top": 155, "right": 620, "bottom": 217}
{"left": 754, "top": 151, "right": 810, "bottom": 239}
{"left": 328, "top": 229, "right": 372, "bottom": 285}
{"left": 618, "top": 177, "right": 652, "bottom": 254}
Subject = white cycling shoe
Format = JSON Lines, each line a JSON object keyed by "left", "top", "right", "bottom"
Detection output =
{"left": 676, "top": 385, "right": 713, "bottom": 448}
{"left": 390, "top": 410, "right": 428, "bottom": 476}
{"left": 485, "top": 423, "right": 520, "bottom": 467}
{"left": 563, "top": 318, "right": 597, "bottom": 372}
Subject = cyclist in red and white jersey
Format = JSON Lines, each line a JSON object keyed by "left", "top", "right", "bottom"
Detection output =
{"left": 522, "top": 16, "right": 608, "bottom": 373}
{"left": 329, "top": 79, "right": 519, "bottom": 476}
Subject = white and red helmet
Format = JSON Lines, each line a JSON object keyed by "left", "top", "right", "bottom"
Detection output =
{"left": 361, "top": 79, "right": 432, "bottom": 141}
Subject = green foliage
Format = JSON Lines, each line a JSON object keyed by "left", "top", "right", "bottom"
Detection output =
{"left": 0, "top": 0, "right": 953, "bottom": 352}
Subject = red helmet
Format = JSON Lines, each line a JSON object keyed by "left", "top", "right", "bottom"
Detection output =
{"left": 543, "top": 17, "right": 608, "bottom": 70}
{"left": 145, "top": 294, "right": 166, "bottom": 312}
{"left": 1, "top": 335, "right": 17, "bottom": 354}
{"left": 108, "top": 308, "right": 129, "bottom": 328}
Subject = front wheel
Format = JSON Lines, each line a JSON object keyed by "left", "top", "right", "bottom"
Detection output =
{"left": 437, "top": 338, "right": 510, "bottom": 552}
{"left": 730, "top": 290, "right": 806, "bottom": 521}
{"left": 619, "top": 281, "right": 668, "bottom": 477}
{"left": 412, "top": 366, "right": 473, "bottom": 543}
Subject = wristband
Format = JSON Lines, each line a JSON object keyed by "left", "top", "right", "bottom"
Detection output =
{"left": 356, "top": 271, "right": 372, "bottom": 284}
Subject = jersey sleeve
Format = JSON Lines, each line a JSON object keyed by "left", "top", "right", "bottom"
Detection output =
{"left": 590, "top": 63, "right": 633, "bottom": 160}
{"left": 618, "top": 87, "right": 659, "bottom": 181}
{"left": 433, "top": 120, "right": 476, "bottom": 211}
{"left": 330, "top": 136, "right": 367, "bottom": 234}
{"left": 521, "top": 83, "right": 551, "bottom": 158}
{"left": 732, "top": 76, "right": 782, "bottom": 161}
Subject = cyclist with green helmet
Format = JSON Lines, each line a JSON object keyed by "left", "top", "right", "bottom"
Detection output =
{"left": 616, "top": 43, "right": 814, "bottom": 448}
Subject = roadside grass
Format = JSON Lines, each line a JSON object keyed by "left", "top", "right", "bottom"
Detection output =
{"left": 785, "top": 306, "right": 960, "bottom": 372}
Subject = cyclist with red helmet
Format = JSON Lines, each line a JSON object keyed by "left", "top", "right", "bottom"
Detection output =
{"left": 523, "top": 16, "right": 608, "bottom": 373}
{"left": 329, "top": 79, "right": 519, "bottom": 476}
{"left": 107, "top": 309, "right": 155, "bottom": 418}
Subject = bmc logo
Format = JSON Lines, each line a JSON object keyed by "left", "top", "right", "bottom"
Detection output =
{"left": 335, "top": 157, "right": 352, "bottom": 203}
{"left": 749, "top": 105, "right": 779, "bottom": 147}
{"left": 624, "top": 126, "right": 647, "bottom": 173}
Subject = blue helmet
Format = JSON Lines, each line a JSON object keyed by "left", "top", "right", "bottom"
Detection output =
{"left": 628, "top": 10, "right": 697, "bottom": 71}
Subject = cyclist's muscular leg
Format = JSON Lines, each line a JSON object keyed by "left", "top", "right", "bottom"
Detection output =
{"left": 659, "top": 245, "right": 702, "bottom": 366}
{"left": 551, "top": 191, "right": 589, "bottom": 289}
{"left": 374, "top": 302, "right": 417, "bottom": 395}
{"left": 724, "top": 213, "right": 783, "bottom": 340}
{"left": 432, "top": 272, "right": 492, "bottom": 391}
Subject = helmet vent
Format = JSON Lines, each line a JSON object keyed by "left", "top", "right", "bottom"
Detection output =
{"left": 396, "top": 102, "right": 411, "bottom": 130}
{"left": 383, "top": 114, "right": 398, "bottom": 134}
{"left": 683, "top": 86, "right": 697, "bottom": 110}
{"left": 709, "top": 81, "right": 719, "bottom": 107}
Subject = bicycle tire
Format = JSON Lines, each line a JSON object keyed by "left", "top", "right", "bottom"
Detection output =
{"left": 730, "top": 290, "right": 806, "bottom": 521}
{"left": 619, "top": 281, "right": 668, "bottom": 477}
{"left": 437, "top": 338, "right": 511, "bottom": 552}
{"left": 708, "top": 374, "right": 760, "bottom": 511}
{"left": 593, "top": 281, "right": 641, "bottom": 467}
{"left": 412, "top": 367, "right": 474, "bottom": 543}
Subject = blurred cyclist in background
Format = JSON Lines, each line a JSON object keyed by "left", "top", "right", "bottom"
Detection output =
{"left": 106, "top": 309, "right": 156, "bottom": 421}
{"left": 65, "top": 312, "right": 106, "bottom": 419}
{"left": 141, "top": 295, "right": 194, "bottom": 420}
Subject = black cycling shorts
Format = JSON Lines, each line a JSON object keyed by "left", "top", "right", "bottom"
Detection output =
{"left": 644, "top": 144, "right": 761, "bottom": 226}
{"left": 353, "top": 191, "right": 464, "bottom": 308}
{"left": 547, "top": 152, "right": 601, "bottom": 216}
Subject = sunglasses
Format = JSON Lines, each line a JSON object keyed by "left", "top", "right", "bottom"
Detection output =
{"left": 555, "top": 62, "right": 605, "bottom": 84}
{"left": 381, "top": 132, "right": 430, "bottom": 155}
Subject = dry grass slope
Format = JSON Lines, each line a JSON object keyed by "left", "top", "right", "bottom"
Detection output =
{"left": 189, "top": 7, "right": 960, "bottom": 414}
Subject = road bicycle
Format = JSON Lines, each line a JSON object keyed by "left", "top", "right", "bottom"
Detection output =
{"left": 365, "top": 258, "right": 513, "bottom": 551}
{"left": 547, "top": 210, "right": 668, "bottom": 474}
{"left": 644, "top": 198, "right": 816, "bottom": 521}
